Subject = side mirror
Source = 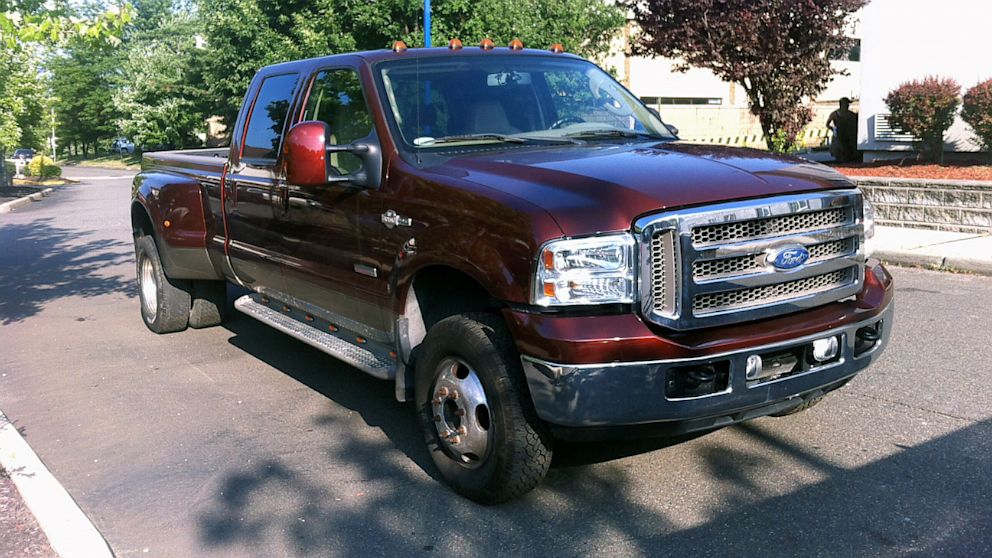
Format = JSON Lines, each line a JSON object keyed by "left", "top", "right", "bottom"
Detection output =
{"left": 665, "top": 123, "right": 679, "bottom": 137}
{"left": 284, "top": 120, "right": 381, "bottom": 188}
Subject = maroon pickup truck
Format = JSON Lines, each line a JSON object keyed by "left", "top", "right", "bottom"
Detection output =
{"left": 131, "top": 42, "right": 893, "bottom": 503}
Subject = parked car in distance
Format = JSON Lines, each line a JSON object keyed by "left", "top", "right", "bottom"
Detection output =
{"left": 131, "top": 42, "right": 893, "bottom": 504}
{"left": 111, "top": 138, "right": 135, "bottom": 154}
{"left": 12, "top": 148, "right": 36, "bottom": 161}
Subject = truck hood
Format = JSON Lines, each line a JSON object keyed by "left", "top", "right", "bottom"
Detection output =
{"left": 428, "top": 142, "right": 856, "bottom": 236}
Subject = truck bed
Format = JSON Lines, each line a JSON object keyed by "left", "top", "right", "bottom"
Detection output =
{"left": 142, "top": 148, "right": 228, "bottom": 175}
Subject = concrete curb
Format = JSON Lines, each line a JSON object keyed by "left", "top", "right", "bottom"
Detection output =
{"left": 877, "top": 250, "right": 992, "bottom": 276}
{"left": 0, "top": 408, "right": 114, "bottom": 558}
{"left": 0, "top": 187, "right": 54, "bottom": 214}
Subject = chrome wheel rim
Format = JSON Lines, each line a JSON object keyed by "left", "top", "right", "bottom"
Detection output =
{"left": 140, "top": 256, "right": 157, "bottom": 317}
{"left": 431, "top": 357, "right": 492, "bottom": 467}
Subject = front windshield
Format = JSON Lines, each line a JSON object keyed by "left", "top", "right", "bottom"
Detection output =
{"left": 376, "top": 55, "right": 674, "bottom": 149}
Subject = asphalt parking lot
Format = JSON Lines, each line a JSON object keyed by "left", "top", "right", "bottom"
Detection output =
{"left": 1, "top": 167, "right": 990, "bottom": 557}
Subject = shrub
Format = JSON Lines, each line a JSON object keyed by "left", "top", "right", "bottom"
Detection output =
{"left": 27, "top": 155, "right": 62, "bottom": 178}
{"left": 962, "top": 78, "right": 992, "bottom": 158}
{"left": 884, "top": 77, "right": 961, "bottom": 162}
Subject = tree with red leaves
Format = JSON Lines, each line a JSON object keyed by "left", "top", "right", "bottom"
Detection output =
{"left": 627, "top": 0, "right": 865, "bottom": 151}
{"left": 885, "top": 77, "right": 960, "bottom": 162}
{"left": 962, "top": 79, "right": 992, "bottom": 160}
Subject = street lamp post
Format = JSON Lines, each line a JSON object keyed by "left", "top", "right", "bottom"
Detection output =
{"left": 424, "top": 0, "right": 431, "bottom": 47}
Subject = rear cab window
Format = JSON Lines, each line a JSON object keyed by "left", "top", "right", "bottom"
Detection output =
{"left": 241, "top": 73, "right": 300, "bottom": 165}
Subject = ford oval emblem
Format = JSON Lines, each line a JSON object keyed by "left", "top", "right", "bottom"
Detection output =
{"left": 767, "top": 245, "right": 810, "bottom": 271}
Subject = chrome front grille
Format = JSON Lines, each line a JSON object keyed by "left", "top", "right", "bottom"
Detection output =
{"left": 693, "top": 267, "right": 855, "bottom": 314}
{"left": 650, "top": 229, "right": 679, "bottom": 316}
{"left": 692, "top": 207, "right": 849, "bottom": 245}
{"left": 636, "top": 190, "right": 867, "bottom": 330}
{"left": 691, "top": 237, "right": 855, "bottom": 280}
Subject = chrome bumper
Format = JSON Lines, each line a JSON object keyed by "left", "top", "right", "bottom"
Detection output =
{"left": 520, "top": 302, "right": 893, "bottom": 429}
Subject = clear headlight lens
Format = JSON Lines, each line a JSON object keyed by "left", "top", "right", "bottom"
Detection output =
{"left": 533, "top": 234, "right": 636, "bottom": 306}
{"left": 862, "top": 195, "right": 876, "bottom": 258}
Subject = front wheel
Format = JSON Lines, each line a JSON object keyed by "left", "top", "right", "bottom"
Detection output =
{"left": 414, "top": 313, "right": 552, "bottom": 504}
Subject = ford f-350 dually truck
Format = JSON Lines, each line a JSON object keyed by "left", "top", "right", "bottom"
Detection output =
{"left": 131, "top": 41, "right": 893, "bottom": 503}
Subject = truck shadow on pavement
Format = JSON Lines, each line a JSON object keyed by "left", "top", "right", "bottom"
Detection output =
{"left": 203, "top": 310, "right": 992, "bottom": 557}
{"left": 0, "top": 217, "right": 135, "bottom": 324}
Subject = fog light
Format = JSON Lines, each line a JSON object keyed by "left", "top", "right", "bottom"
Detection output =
{"left": 811, "top": 336, "right": 839, "bottom": 363}
{"left": 745, "top": 354, "right": 763, "bottom": 380}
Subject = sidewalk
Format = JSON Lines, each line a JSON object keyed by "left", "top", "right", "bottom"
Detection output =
{"left": 874, "top": 226, "right": 992, "bottom": 275}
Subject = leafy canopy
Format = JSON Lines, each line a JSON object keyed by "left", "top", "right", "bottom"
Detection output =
{"left": 962, "top": 78, "right": 992, "bottom": 158}
{"left": 627, "top": 0, "right": 865, "bottom": 151}
{"left": 885, "top": 77, "right": 961, "bottom": 162}
{"left": 197, "top": 0, "right": 625, "bottom": 127}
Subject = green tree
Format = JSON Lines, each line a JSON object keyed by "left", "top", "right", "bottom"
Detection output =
{"left": 49, "top": 41, "right": 122, "bottom": 156}
{"left": 115, "top": 9, "right": 209, "bottom": 149}
{"left": 197, "top": 0, "right": 625, "bottom": 129}
{"left": 1, "top": 0, "right": 132, "bottom": 156}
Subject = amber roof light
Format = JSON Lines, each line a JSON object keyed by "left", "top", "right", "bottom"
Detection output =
{"left": 392, "top": 40, "right": 407, "bottom": 53}
{"left": 448, "top": 38, "right": 463, "bottom": 50}
{"left": 480, "top": 38, "right": 495, "bottom": 50}
{"left": 550, "top": 43, "right": 565, "bottom": 53}
{"left": 509, "top": 39, "right": 524, "bottom": 50}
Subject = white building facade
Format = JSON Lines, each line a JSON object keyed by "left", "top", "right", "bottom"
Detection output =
{"left": 857, "top": 0, "right": 992, "bottom": 161}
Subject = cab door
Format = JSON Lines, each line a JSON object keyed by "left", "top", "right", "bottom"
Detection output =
{"left": 224, "top": 72, "right": 300, "bottom": 293}
{"left": 276, "top": 66, "right": 380, "bottom": 334}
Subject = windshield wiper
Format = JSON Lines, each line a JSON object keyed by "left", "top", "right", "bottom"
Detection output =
{"left": 416, "top": 134, "right": 527, "bottom": 146}
{"left": 562, "top": 129, "right": 666, "bottom": 140}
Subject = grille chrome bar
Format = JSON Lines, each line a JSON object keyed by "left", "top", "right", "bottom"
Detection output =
{"left": 635, "top": 190, "right": 867, "bottom": 331}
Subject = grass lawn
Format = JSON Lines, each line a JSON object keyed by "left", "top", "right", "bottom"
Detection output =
{"left": 62, "top": 153, "right": 141, "bottom": 170}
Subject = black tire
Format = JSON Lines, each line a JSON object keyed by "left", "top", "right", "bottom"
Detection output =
{"left": 135, "top": 235, "right": 190, "bottom": 333}
{"left": 414, "top": 312, "right": 552, "bottom": 504}
{"left": 188, "top": 280, "right": 228, "bottom": 329}
{"left": 771, "top": 395, "right": 823, "bottom": 417}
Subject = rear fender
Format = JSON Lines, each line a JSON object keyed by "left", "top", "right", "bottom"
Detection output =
{"left": 132, "top": 171, "right": 222, "bottom": 280}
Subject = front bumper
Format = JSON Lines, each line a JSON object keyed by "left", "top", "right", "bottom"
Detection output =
{"left": 520, "top": 298, "right": 892, "bottom": 432}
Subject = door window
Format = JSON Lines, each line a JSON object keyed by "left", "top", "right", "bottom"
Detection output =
{"left": 303, "top": 69, "right": 373, "bottom": 173}
{"left": 242, "top": 73, "right": 299, "bottom": 162}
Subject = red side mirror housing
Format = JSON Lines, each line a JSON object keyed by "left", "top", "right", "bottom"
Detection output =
{"left": 285, "top": 121, "right": 330, "bottom": 186}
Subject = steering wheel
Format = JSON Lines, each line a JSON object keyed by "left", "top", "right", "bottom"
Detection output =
{"left": 550, "top": 116, "right": 585, "bottom": 129}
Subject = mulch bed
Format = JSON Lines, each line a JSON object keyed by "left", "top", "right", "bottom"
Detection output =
{"left": 830, "top": 161, "right": 992, "bottom": 181}
{"left": 0, "top": 468, "right": 57, "bottom": 558}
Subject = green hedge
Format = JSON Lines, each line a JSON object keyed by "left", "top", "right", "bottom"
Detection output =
{"left": 26, "top": 155, "right": 62, "bottom": 178}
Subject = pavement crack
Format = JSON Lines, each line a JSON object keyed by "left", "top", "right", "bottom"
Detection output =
{"left": 840, "top": 390, "right": 979, "bottom": 423}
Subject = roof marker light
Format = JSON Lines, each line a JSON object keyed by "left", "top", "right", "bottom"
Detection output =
{"left": 509, "top": 39, "right": 524, "bottom": 50}
{"left": 448, "top": 38, "right": 463, "bottom": 50}
{"left": 480, "top": 38, "right": 495, "bottom": 50}
{"left": 392, "top": 40, "right": 407, "bottom": 53}
{"left": 550, "top": 43, "right": 565, "bottom": 53}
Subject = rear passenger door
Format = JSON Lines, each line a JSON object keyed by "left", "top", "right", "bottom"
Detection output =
{"left": 224, "top": 72, "right": 299, "bottom": 293}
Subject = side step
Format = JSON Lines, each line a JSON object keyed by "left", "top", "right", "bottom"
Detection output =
{"left": 234, "top": 294, "right": 396, "bottom": 380}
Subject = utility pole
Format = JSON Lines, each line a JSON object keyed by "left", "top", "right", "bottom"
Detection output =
{"left": 424, "top": 0, "right": 431, "bottom": 47}
{"left": 50, "top": 107, "right": 57, "bottom": 162}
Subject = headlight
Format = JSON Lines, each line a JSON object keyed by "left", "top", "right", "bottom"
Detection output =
{"left": 862, "top": 195, "right": 876, "bottom": 258}
{"left": 533, "top": 234, "right": 636, "bottom": 306}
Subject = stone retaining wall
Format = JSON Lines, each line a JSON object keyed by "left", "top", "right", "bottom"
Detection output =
{"left": 854, "top": 176, "right": 992, "bottom": 234}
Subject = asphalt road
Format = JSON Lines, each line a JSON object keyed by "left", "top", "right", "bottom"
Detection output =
{"left": 1, "top": 167, "right": 990, "bottom": 557}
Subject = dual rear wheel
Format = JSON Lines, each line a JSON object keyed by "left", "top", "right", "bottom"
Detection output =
{"left": 134, "top": 235, "right": 227, "bottom": 333}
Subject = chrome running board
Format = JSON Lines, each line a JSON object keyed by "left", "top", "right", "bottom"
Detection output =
{"left": 234, "top": 294, "right": 396, "bottom": 380}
